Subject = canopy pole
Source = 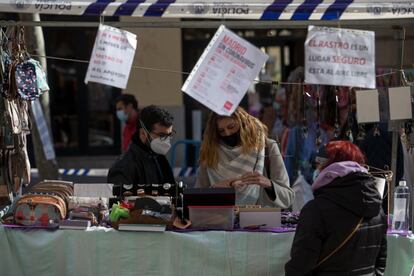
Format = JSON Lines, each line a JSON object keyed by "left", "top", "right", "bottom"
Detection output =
{"left": 2, "top": 19, "right": 414, "bottom": 29}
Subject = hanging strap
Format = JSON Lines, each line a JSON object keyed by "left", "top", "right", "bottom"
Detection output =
{"left": 315, "top": 217, "right": 364, "bottom": 268}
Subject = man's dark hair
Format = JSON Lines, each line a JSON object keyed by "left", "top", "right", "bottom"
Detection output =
{"left": 139, "top": 105, "right": 173, "bottom": 131}
{"left": 115, "top": 94, "right": 138, "bottom": 110}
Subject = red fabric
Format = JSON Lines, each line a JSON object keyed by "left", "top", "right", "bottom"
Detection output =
{"left": 122, "top": 113, "right": 138, "bottom": 152}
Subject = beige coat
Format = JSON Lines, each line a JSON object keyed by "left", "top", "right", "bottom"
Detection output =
{"left": 196, "top": 139, "right": 294, "bottom": 209}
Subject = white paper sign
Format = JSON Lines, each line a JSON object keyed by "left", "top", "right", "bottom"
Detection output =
{"left": 355, "top": 89, "right": 380, "bottom": 123}
{"left": 389, "top": 87, "right": 413, "bottom": 120}
{"left": 182, "top": 25, "right": 268, "bottom": 116}
{"left": 305, "top": 26, "right": 375, "bottom": 89}
{"left": 85, "top": 24, "right": 137, "bottom": 89}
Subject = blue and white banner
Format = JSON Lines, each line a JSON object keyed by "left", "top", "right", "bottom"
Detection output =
{"left": 2, "top": 0, "right": 414, "bottom": 20}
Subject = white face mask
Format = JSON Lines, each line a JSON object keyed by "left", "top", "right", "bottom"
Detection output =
{"left": 140, "top": 120, "right": 172, "bottom": 155}
{"left": 150, "top": 137, "right": 171, "bottom": 155}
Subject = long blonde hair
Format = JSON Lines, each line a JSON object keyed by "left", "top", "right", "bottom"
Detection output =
{"left": 199, "top": 107, "right": 268, "bottom": 168}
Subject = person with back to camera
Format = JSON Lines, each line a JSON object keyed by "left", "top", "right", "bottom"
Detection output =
{"left": 285, "top": 140, "right": 387, "bottom": 276}
{"left": 195, "top": 106, "right": 294, "bottom": 208}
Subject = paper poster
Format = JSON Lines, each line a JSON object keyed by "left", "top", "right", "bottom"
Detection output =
{"left": 85, "top": 24, "right": 137, "bottom": 89}
{"left": 182, "top": 25, "right": 268, "bottom": 116}
{"left": 355, "top": 89, "right": 380, "bottom": 123}
{"left": 389, "top": 86, "right": 413, "bottom": 120}
{"left": 305, "top": 26, "right": 375, "bottom": 89}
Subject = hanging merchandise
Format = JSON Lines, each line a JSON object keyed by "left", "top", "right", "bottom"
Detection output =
{"left": 345, "top": 89, "right": 354, "bottom": 142}
{"left": 301, "top": 82, "right": 308, "bottom": 138}
{"left": 333, "top": 87, "right": 340, "bottom": 138}
{"left": 402, "top": 121, "right": 414, "bottom": 150}
{"left": 0, "top": 25, "right": 50, "bottom": 202}
{"left": 356, "top": 124, "right": 366, "bottom": 141}
{"left": 315, "top": 86, "right": 322, "bottom": 147}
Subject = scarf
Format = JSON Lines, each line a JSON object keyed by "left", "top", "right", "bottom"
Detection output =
{"left": 206, "top": 143, "right": 265, "bottom": 205}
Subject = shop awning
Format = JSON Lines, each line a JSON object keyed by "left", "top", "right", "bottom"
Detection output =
{"left": 1, "top": 0, "right": 414, "bottom": 20}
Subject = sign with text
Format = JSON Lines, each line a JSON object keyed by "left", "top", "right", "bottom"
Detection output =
{"left": 85, "top": 24, "right": 137, "bottom": 89}
{"left": 305, "top": 26, "right": 375, "bottom": 89}
{"left": 182, "top": 25, "right": 268, "bottom": 116}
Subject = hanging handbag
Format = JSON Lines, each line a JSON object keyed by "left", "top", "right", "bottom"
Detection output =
{"left": 28, "top": 58, "right": 49, "bottom": 94}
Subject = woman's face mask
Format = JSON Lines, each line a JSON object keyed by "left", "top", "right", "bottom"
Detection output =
{"left": 312, "top": 169, "right": 320, "bottom": 182}
{"left": 221, "top": 131, "right": 240, "bottom": 147}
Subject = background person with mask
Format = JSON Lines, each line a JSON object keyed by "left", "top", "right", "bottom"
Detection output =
{"left": 195, "top": 107, "right": 293, "bottom": 208}
{"left": 115, "top": 94, "right": 139, "bottom": 152}
{"left": 107, "top": 105, "right": 175, "bottom": 196}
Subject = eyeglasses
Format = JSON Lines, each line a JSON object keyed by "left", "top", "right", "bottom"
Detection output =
{"left": 151, "top": 129, "right": 176, "bottom": 141}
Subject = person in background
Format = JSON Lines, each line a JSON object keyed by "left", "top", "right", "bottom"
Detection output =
{"left": 195, "top": 107, "right": 293, "bottom": 208}
{"left": 115, "top": 94, "right": 139, "bottom": 152}
{"left": 285, "top": 141, "right": 387, "bottom": 276}
{"left": 108, "top": 105, "right": 175, "bottom": 196}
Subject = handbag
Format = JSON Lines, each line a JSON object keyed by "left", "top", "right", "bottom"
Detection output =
{"left": 14, "top": 194, "right": 67, "bottom": 226}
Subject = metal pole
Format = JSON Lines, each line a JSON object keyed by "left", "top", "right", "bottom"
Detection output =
{"left": 2, "top": 19, "right": 414, "bottom": 29}
{"left": 390, "top": 27, "right": 406, "bottom": 215}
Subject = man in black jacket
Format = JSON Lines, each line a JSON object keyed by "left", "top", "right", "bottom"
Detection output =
{"left": 107, "top": 105, "right": 176, "bottom": 196}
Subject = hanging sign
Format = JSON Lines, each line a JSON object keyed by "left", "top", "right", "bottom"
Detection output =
{"left": 389, "top": 86, "right": 413, "bottom": 120}
{"left": 85, "top": 24, "right": 137, "bottom": 89}
{"left": 305, "top": 26, "right": 375, "bottom": 89}
{"left": 355, "top": 89, "right": 380, "bottom": 123}
{"left": 182, "top": 25, "right": 268, "bottom": 116}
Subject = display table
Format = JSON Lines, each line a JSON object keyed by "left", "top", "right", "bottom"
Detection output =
{"left": 0, "top": 226, "right": 411, "bottom": 276}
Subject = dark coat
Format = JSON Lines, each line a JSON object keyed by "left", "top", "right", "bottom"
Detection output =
{"left": 107, "top": 138, "right": 175, "bottom": 196}
{"left": 285, "top": 172, "right": 387, "bottom": 276}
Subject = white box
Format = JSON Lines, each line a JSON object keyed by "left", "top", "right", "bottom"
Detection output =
{"left": 239, "top": 208, "right": 281, "bottom": 228}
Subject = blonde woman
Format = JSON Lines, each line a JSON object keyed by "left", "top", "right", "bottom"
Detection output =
{"left": 196, "top": 107, "right": 294, "bottom": 208}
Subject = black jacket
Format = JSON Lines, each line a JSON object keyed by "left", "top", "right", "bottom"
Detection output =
{"left": 285, "top": 172, "right": 387, "bottom": 276}
{"left": 107, "top": 138, "right": 175, "bottom": 196}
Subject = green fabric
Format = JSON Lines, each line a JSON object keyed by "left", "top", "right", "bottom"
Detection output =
{"left": 0, "top": 227, "right": 294, "bottom": 276}
{"left": 385, "top": 234, "right": 414, "bottom": 276}
{"left": 0, "top": 226, "right": 411, "bottom": 276}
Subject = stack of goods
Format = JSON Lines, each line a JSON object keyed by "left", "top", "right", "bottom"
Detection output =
{"left": 110, "top": 196, "right": 173, "bottom": 232}
{"left": 12, "top": 180, "right": 73, "bottom": 227}
{"left": 66, "top": 196, "right": 109, "bottom": 227}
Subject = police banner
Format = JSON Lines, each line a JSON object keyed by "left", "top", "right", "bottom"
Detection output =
{"left": 305, "top": 25, "right": 375, "bottom": 89}
{"left": 2, "top": 0, "right": 414, "bottom": 20}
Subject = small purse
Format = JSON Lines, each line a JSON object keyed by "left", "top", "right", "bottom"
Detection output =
{"left": 28, "top": 58, "right": 49, "bottom": 94}
{"left": 14, "top": 60, "right": 40, "bottom": 100}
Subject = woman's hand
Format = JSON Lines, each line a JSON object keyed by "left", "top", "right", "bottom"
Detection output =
{"left": 234, "top": 172, "right": 272, "bottom": 188}
{"left": 211, "top": 177, "right": 241, "bottom": 188}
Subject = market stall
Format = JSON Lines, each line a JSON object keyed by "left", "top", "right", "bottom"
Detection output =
{"left": 2, "top": 1, "right": 414, "bottom": 276}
